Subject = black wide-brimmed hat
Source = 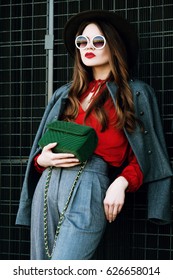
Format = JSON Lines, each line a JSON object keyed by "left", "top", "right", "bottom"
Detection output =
{"left": 63, "top": 10, "right": 139, "bottom": 69}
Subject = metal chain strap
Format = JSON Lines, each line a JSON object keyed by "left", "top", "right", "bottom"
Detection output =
{"left": 44, "top": 161, "right": 87, "bottom": 259}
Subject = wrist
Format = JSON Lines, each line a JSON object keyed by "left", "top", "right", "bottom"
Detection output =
{"left": 115, "top": 176, "right": 129, "bottom": 190}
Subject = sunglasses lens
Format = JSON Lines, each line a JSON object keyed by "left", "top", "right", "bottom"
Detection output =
{"left": 93, "top": 36, "right": 105, "bottom": 49}
{"left": 75, "top": 35, "right": 106, "bottom": 50}
{"left": 75, "top": 36, "right": 88, "bottom": 49}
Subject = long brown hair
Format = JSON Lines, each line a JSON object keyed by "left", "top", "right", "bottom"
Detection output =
{"left": 62, "top": 20, "right": 139, "bottom": 133}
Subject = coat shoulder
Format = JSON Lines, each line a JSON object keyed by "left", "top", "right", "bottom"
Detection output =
{"left": 129, "top": 79, "right": 156, "bottom": 101}
{"left": 53, "top": 82, "right": 71, "bottom": 99}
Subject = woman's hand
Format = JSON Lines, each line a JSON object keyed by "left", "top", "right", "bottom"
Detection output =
{"left": 37, "top": 142, "right": 80, "bottom": 168}
{"left": 103, "top": 176, "right": 128, "bottom": 223}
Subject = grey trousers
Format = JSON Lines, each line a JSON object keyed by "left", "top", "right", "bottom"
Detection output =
{"left": 31, "top": 155, "right": 111, "bottom": 260}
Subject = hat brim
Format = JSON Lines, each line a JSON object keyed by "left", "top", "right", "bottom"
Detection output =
{"left": 63, "top": 10, "right": 139, "bottom": 69}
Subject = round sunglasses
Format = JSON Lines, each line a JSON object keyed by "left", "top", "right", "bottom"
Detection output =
{"left": 75, "top": 35, "right": 106, "bottom": 50}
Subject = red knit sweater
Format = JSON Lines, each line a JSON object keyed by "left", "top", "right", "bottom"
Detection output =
{"left": 34, "top": 80, "right": 143, "bottom": 192}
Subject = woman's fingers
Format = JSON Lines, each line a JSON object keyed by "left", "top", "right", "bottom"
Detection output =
{"left": 38, "top": 143, "right": 80, "bottom": 168}
{"left": 108, "top": 205, "right": 116, "bottom": 223}
{"left": 53, "top": 156, "right": 80, "bottom": 167}
{"left": 103, "top": 177, "right": 128, "bottom": 223}
{"left": 104, "top": 203, "right": 120, "bottom": 223}
{"left": 43, "top": 142, "right": 58, "bottom": 151}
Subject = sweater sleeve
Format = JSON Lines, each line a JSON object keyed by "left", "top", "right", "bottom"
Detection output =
{"left": 33, "top": 154, "right": 46, "bottom": 173}
{"left": 119, "top": 147, "right": 144, "bottom": 192}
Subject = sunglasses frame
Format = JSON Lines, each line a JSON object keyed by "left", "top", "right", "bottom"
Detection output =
{"left": 75, "top": 35, "right": 106, "bottom": 50}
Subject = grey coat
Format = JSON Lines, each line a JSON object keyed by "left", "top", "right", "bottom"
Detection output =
{"left": 16, "top": 79, "right": 173, "bottom": 226}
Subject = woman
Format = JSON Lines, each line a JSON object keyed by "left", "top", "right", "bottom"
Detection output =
{"left": 16, "top": 10, "right": 173, "bottom": 260}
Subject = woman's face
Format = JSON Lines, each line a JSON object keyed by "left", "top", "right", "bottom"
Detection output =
{"left": 77, "top": 23, "right": 111, "bottom": 72}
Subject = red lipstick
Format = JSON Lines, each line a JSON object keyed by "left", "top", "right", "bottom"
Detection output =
{"left": 85, "top": 52, "right": 96, "bottom": 58}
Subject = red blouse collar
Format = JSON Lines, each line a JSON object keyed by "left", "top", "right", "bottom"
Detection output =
{"left": 80, "top": 78, "right": 109, "bottom": 102}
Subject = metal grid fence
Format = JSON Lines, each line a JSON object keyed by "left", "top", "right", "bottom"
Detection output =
{"left": 0, "top": 0, "right": 173, "bottom": 260}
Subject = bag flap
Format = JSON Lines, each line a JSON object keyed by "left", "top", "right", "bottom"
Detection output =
{"left": 46, "top": 120, "right": 94, "bottom": 136}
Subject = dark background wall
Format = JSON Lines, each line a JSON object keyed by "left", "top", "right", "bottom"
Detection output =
{"left": 0, "top": 0, "right": 173, "bottom": 260}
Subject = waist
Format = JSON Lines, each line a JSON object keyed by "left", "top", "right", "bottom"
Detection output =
{"left": 68, "top": 155, "right": 109, "bottom": 176}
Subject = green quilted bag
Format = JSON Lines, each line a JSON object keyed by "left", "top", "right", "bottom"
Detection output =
{"left": 38, "top": 120, "right": 98, "bottom": 162}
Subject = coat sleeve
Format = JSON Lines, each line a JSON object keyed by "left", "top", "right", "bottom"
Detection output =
{"left": 147, "top": 177, "right": 172, "bottom": 224}
{"left": 128, "top": 80, "right": 173, "bottom": 224}
{"left": 140, "top": 83, "right": 172, "bottom": 224}
{"left": 146, "top": 86, "right": 172, "bottom": 224}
